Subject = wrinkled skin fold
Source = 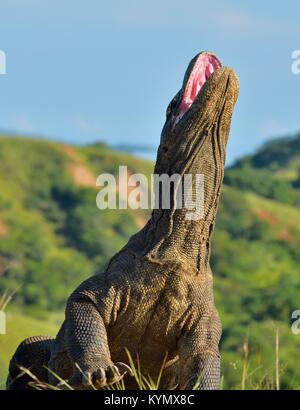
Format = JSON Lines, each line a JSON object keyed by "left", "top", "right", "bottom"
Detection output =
{"left": 7, "top": 51, "right": 239, "bottom": 390}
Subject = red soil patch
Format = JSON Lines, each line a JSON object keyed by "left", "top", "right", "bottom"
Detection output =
{"left": 62, "top": 144, "right": 148, "bottom": 202}
{"left": 277, "top": 229, "right": 292, "bottom": 241}
{"left": 0, "top": 220, "right": 8, "bottom": 237}
{"left": 62, "top": 144, "right": 97, "bottom": 189}
{"left": 256, "top": 209, "right": 278, "bottom": 225}
{"left": 62, "top": 144, "right": 80, "bottom": 161}
{"left": 70, "top": 163, "right": 97, "bottom": 188}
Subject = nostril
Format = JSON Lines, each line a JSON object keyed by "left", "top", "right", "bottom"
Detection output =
{"left": 162, "top": 146, "right": 168, "bottom": 153}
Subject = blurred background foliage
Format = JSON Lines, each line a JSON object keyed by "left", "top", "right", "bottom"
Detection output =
{"left": 1, "top": 134, "right": 300, "bottom": 389}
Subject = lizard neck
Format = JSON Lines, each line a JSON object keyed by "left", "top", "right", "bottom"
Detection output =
{"left": 142, "top": 130, "right": 225, "bottom": 273}
{"left": 140, "top": 175, "right": 223, "bottom": 273}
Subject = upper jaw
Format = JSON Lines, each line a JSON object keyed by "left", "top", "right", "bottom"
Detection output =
{"left": 174, "top": 51, "right": 222, "bottom": 123}
{"left": 157, "top": 52, "right": 239, "bottom": 173}
{"left": 164, "top": 66, "right": 237, "bottom": 149}
{"left": 163, "top": 51, "right": 239, "bottom": 134}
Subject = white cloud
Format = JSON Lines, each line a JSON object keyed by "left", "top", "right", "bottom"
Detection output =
{"left": 258, "top": 119, "right": 288, "bottom": 138}
{"left": 71, "top": 116, "right": 102, "bottom": 135}
{"left": 13, "top": 115, "right": 36, "bottom": 133}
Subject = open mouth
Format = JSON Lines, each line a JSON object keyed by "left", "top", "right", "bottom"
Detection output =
{"left": 175, "top": 53, "right": 222, "bottom": 122}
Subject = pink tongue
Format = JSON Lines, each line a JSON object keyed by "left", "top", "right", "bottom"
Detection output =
{"left": 178, "top": 54, "right": 221, "bottom": 115}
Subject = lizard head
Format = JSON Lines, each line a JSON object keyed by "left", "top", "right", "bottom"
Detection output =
{"left": 145, "top": 52, "right": 239, "bottom": 265}
{"left": 155, "top": 51, "right": 239, "bottom": 177}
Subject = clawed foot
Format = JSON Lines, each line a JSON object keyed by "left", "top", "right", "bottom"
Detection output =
{"left": 64, "top": 362, "right": 133, "bottom": 389}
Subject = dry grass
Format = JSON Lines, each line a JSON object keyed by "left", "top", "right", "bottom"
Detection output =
{"left": 1, "top": 290, "right": 284, "bottom": 391}
{"left": 0, "top": 290, "right": 16, "bottom": 312}
{"left": 9, "top": 332, "right": 282, "bottom": 391}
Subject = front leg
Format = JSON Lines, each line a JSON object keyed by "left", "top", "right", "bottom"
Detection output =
{"left": 178, "top": 308, "right": 222, "bottom": 390}
{"left": 61, "top": 276, "right": 131, "bottom": 388}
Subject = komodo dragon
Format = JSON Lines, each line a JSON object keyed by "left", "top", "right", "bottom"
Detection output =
{"left": 7, "top": 51, "right": 239, "bottom": 390}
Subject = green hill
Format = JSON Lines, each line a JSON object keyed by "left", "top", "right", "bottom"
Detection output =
{"left": 0, "top": 312, "right": 59, "bottom": 389}
{"left": 0, "top": 136, "right": 153, "bottom": 310}
{"left": 224, "top": 133, "right": 300, "bottom": 206}
{"left": 1, "top": 134, "right": 300, "bottom": 389}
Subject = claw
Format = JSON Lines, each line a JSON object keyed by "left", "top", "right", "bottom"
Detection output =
{"left": 82, "top": 372, "right": 92, "bottom": 386}
{"left": 106, "top": 365, "right": 121, "bottom": 384}
{"left": 94, "top": 368, "right": 106, "bottom": 388}
{"left": 112, "top": 364, "right": 121, "bottom": 377}
{"left": 115, "top": 362, "right": 134, "bottom": 377}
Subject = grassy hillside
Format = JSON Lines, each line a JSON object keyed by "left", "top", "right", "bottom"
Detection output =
{"left": 1, "top": 134, "right": 300, "bottom": 389}
{"left": 0, "top": 136, "right": 152, "bottom": 310}
{"left": 0, "top": 312, "right": 59, "bottom": 389}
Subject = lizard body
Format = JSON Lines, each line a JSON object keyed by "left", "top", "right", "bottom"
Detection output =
{"left": 7, "top": 51, "right": 239, "bottom": 390}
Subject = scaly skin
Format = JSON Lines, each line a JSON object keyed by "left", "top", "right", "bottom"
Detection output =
{"left": 7, "top": 51, "right": 239, "bottom": 390}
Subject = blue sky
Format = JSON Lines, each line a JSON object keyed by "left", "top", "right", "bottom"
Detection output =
{"left": 0, "top": 0, "right": 299, "bottom": 163}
